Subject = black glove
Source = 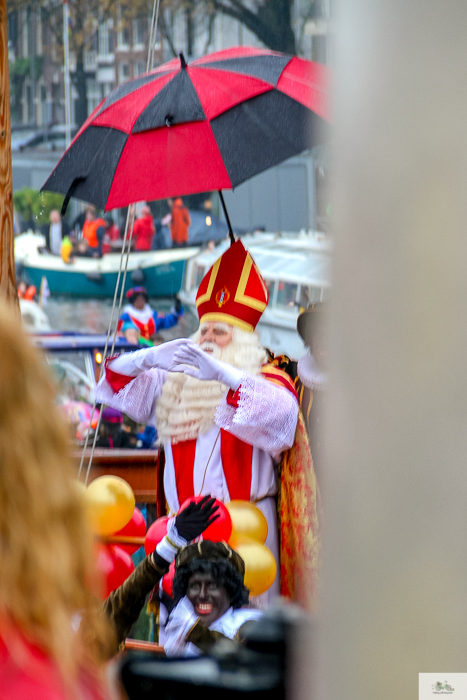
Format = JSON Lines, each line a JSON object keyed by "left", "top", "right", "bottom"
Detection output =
{"left": 175, "top": 495, "right": 219, "bottom": 541}
{"left": 174, "top": 296, "right": 182, "bottom": 314}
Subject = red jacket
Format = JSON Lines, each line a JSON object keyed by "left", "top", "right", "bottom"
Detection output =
{"left": 133, "top": 215, "right": 155, "bottom": 251}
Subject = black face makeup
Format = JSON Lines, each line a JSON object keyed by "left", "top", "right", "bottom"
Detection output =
{"left": 187, "top": 572, "right": 231, "bottom": 626}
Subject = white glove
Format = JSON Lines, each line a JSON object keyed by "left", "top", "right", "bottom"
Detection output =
{"left": 154, "top": 517, "right": 187, "bottom": 563}
{"left": 108, "top": 338, "right": 194, "bottom": 376}
{"left": 170, "top": 342, "right": 243, "bottom": 390}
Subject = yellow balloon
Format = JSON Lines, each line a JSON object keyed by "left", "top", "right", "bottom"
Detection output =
{"left": 86, "top": 476, "right": 135, "bottom": 536}
{"left": 226, "top": 500, "right": 268, "bottom": 543}
{"left": 229, "top": 534, "right": 277, "bottom": 597}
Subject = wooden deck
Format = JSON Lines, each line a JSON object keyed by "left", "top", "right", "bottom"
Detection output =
{"left": 75, "top": 449, "right": 160, "bottom": 504}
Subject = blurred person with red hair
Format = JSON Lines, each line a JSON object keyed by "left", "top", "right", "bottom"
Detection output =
{"left": 0, "top": 300, "right": 114, "bottom": 699}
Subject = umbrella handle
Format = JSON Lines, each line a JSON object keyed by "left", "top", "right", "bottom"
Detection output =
{"left": 218, "top": 190, "right": 235, "bottom": 245}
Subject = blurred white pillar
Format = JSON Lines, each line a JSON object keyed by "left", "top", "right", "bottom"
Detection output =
{"left": 317, "top": 1, "right": 467, "bottom": 699}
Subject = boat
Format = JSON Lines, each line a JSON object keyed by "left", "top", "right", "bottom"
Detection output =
{"left": 179, "top": 231, "right": 332, "bottom": 360}
{"left": 15, "top": 232, "right": 200, "bottom": 298}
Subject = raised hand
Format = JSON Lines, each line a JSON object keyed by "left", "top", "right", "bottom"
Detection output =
{"left": 175, "top": 495, "right": 220, "bottom": 541}
{"left": 135, "top": 337, "right": 195, "bottom": 372}
{"left": 169, "top": 343, "right": 242, "bottom": 390}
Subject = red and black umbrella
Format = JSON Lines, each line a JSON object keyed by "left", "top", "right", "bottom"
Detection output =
{"left": 42, "top": 46, "right": 330, "bottom": 212}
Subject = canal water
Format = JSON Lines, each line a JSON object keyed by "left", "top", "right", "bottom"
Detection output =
{"left": 45, "top": 296, "right": 199, "bottom": 338}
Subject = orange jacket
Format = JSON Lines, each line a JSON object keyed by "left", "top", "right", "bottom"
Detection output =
{"left": 170, "top": 199, "right": 190, "bottom": 244}
{"left": 82, "top": 218, "right": 105, "bottom": 248}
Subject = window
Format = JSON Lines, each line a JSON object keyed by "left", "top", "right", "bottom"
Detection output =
{"left": 265, "top": 279, "right": 276, "bottom": 304}
{"left": 276, "top": 282, "right": 298, "bottom": 310}
{"left": 133, "top": 61, "right": 146, "bottom": 77}
{"left": 118, "top": 62, "right": 130, "bottom": 83}
{"left": 22, "top": 10, "right": 28, "bottom": 58}
{"left": 117, "top": 6, "right": 130, "bottom": 50}
{"left": 133, "top": 18, "right": 145, "bottom": 47}
{"left": 194, "top": 265, "right": 205, "bottom": 289}
{"left": 118, "top": 24, "right": 130, "bottom": 49}
{"left": 99, "top": 21, "right": 109, "bottom": 56}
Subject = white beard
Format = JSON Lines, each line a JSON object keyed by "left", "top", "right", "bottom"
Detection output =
{"left": 155, "top": 328, "right": 267, "bottom": 444}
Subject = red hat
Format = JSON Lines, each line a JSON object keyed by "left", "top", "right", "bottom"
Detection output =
{"left": 196, "top": 240, "right": 268, "bottom": 332}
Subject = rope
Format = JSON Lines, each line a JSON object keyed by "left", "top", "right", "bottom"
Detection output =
{"left": 77, "top": 206, "right": 135, "bottom": 481}
{"left": 147, "top": 0, "right": 161, "bottom": 72}
{"left": 83, "top": 206, "right": 137, "bottom": 486}
{"left": 78, "top": 0, "right": 161, "bottom": 483}
{"left": 197, "top": 429, "right": 221, "bottom": 496}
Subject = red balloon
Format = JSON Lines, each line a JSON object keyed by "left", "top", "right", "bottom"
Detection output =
{"left": 179, "top": 496, "right": 232, "bottom": 543}
{"left": 114, "top": 507, "right": 147, "bottom": 554}
{"left": 96, "top": 544, "right": 135, "bottom": 599}
{"left": 162, "top": 561, "right": 175, "bottom": 597}
{"left": 144, "top": 515, "right": 169, "bottom": 555}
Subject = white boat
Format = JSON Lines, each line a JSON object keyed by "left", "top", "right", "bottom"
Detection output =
{"left": 179, "top": 231, "right": 332, "bottom": 360}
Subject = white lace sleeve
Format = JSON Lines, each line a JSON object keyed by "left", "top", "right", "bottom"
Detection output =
{"left": 95, "top": 368, "right": 166, "bottom": 427}
{"left": 215, "top": 374, "right": 298, "bottom": 457}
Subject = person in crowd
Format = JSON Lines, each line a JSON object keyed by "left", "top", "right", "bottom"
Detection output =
{"left": 136, "top": 423, "right": 157, "bottom": 448}
{"left": 162, "top": 541, "right": 263, "bottom": 657}
{"left": 103, "top": 496, "right": 221, "bottom": 655}
{"left": 0, "top": 300, "right": 113, "bottom": 698}
{"left": 97, "top": 241, "right": 300, "bottom": 603}
{"left": 102, "top": 216, "right": 121, "bottom": 254}
{"left": 44, "top": 209, "right": 70, "bottom": 255}
{"left": 151, "top": 218, "right": 166, "bottom": 250}
{"left": 133, "top": 205, "right": 155, "bottom": 251}
{"left": 168, "top": 197, "right": 191, "bottom": 247}
{"left": 81, "top": 206, "right": 106, "bottom": 258}
{"left": 94, "top": 407, "right": 137, "bottom": 449}
{"left": 117, "top": 286, "right": 184, "bottom": 343}
{"left": 17, "top": 279, "right": 37, "bottom": 300}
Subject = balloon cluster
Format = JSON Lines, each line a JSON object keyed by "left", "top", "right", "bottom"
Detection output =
{"left": 84, "top": 475, "right": 145, "bottom": 599}
{"left": 144, "top": 496, "right": 276, "bottom": 598}
{"left": 85, "top": 478, "right": 276, "bottom": 599}
{"left": 226, "top": 500, "right": 276, "bottom": 597}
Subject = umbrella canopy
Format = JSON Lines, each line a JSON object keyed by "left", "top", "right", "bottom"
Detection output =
{"left": 42, "top": 46, "right": 330, "bottom": 211}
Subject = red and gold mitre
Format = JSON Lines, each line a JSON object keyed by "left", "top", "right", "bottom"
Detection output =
{"left": 196, "top": 240, "right": 268, "bottom": 332}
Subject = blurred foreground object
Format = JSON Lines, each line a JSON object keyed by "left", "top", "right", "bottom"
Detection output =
{"left": 0, "top": 300, "right": 113, "bottom": 697}
{"left": 120, "top": 602, "right": 311, "bottom": 700}
{"left": 321, "top": 1, "right": 467, "bottom": 699}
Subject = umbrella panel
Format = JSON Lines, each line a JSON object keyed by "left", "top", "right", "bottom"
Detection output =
{"left": 185, "top": 68, "right": 273, "bottom": 121}
{"left": 133, "top": 69, "right": 206, "bottom": 133}
{"left": 93, "top": 72, "right": 175, "bottom": 133}
{"left": 276, "top": 57, "right": 329, "bottom": 119}
{"left": 97, "top": 70, "right": 175, "bottom": 115}
{"left": 210, "top": 90, "right": 327, "bottom": 187}
{"left": 43, "top": 126, "right": 128, "bottom": 210}
{"left": 197, "top": 54, "right": 291, "bottom": 85}
{"left": 106, "top": 121, "right": 232, "bottom": 209}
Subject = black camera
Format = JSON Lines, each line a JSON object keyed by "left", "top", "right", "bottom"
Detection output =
{"left": 120, "top": 604, "right": 308, "bottom": 700}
